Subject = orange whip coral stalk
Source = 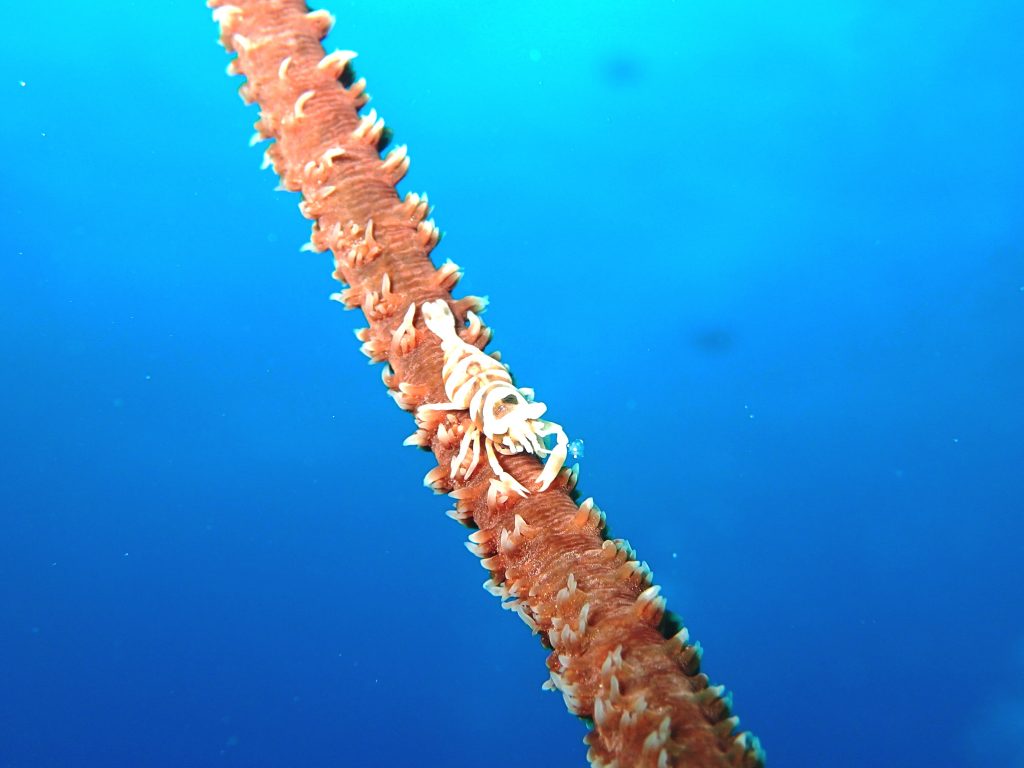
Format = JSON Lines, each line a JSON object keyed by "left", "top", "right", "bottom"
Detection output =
{"left": 210, "top": 2, "right": 765, "bottom": 766}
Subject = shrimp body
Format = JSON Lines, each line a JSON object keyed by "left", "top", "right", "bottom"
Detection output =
{"left": 420, "top": 300, "right": 568, "bottom": 493}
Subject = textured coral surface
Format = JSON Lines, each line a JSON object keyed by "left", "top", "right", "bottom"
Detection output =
{"left": 211, "top": 1, "right": 764, "bottom": 765}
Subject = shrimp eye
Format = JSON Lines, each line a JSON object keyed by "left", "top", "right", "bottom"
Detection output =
{"left": 492, "top": 394, "right": 519, "bottom": 418}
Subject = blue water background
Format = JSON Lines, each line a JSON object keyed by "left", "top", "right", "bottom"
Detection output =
{"left": 2, "top": 2, "right": 1022, "bottom": 766}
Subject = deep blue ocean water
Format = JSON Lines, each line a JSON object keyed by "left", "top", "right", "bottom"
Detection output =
{"left": 2, "top": 2, "right": 1022, "bottom": 766}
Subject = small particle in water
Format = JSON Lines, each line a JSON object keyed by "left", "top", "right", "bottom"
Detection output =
{"left": 600, "top": 53, "right": 643, "bottom": 87}
{"left": 123, "top": 552, "right": 129, "bottom": 557}
{"left": 528, "top": 49, "right": 542, "bottom": 63}
{"left": 672, "top": 552, "right": 678, "bottom": 559}
{"left": 692, "top": 327, "right": 733, "bottom": 355}
{"left": 19, "top": 80, "right": 26, "bottom": 87}
{"left": 568, "top": 439, "right": 585, "bottom": 460}
{"left": 952, "top": 437, "right": 959, "bottom": 444}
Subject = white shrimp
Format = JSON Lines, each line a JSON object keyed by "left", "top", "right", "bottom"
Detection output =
{"left": 420, "top": 300, "right": 568, "bottom": 494}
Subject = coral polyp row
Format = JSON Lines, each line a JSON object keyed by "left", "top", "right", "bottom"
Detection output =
{"left": 211, "top": 2, "right": 762, "bottom": 766}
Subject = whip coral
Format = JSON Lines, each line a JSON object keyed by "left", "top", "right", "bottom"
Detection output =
{"left": 210, "top": 1, "right": 764, "bottom": 765}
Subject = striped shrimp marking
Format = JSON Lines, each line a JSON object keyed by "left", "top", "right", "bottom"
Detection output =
{"left": 420, "top": 300, "right": 568, "bottom": 495}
